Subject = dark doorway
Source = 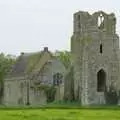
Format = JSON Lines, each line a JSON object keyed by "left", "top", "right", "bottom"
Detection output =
{"left": 97, "top": 69, "right": 106, "bottom": 92}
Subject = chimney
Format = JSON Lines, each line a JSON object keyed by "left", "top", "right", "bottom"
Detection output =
{"left": 21, "top": 52, "right": 24, "bottom": 55}
{"left": 44, "top": 47, "right": 48, "bottom": 52}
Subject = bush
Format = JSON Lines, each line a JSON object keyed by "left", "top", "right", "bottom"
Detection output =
{"left": 104, "top": 85, "right": 119, "bottom": 105}
{"left": 45, "top": 86, "right": 56, "bottom": 103}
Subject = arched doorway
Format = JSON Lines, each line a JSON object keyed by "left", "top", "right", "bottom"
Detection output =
{"left": 97, "top": 69, "right": 106, "bottom": 92}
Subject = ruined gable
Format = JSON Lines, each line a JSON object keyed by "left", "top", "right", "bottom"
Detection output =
{"left": 73, "top": 11, "right": 116, "bottom": 34}
{"left": 9, "top": 47, "right": 53, "bottom": 76}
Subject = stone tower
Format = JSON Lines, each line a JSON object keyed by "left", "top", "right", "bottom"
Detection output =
{"left": 71, "top": 11, "right": 120, "bottom": 105}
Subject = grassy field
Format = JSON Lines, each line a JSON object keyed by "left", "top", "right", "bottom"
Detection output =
{"left": 0, "top": 107, "right": 120, "bottom": 120}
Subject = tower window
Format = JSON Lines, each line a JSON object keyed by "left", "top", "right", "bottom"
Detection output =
{"left": 78, "top": 15, "right": 81, "bottom": 29}
{"left": 78, "top": 15, "right": 80, "bottom": 20}
{"left": 98, "top": 13, "right": 104, "bottom": 29}
{"left": 100, "top": 44, "right": 103, "bottom": 53}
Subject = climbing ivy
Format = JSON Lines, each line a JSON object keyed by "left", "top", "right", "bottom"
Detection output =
{"left": 45, "top": 86, "right": 56, "bottom": 103}
{"left": 104, "top": 85, "right": 119, "bottom": 105}
{"left": 33, "top": 85, "right": 56, "bottom": 103}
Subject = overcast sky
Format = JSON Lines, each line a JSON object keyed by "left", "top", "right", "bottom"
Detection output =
{"left": 0, "top": 0, "right": 119, "bottom": 55}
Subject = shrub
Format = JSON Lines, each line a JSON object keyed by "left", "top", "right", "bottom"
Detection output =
{"left": 104, "top": 85, "right": 119, "bottom": 105}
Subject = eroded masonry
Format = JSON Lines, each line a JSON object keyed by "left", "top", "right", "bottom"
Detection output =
{"left": 71, "top": 11, "right": 120, "bottom": 105}
{"left": 3, "top": 11, "right": 120, "bottom": 106}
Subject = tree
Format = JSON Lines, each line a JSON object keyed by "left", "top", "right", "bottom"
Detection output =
{"left": 55, "top": 51, "right": 75, "bottom": 101}
{"left": 64, "top": 66, "right": 74, "bottom": 101}
{"left": 55, "top": 51, "right": 71, "bottom": 69}
{"left": 0, "top": 53, "right": 16, "bottom": 102}
{"left": 104, "top": 85, "right": 119, "bottom": 105}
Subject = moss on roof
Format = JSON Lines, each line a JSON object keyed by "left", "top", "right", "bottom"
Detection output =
{"left": 26, "top": 52, "right": 42, "bottom": 73}
{"left": 10, "top": 51, "right": 53, "bottom": 76}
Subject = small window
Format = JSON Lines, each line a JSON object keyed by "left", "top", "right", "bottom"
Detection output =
{"left": 78, "top": 15, "right": 80, "bottom": 21}
{"left": 8, "top": 84, "right": 11, "bottom": 97}
{"left": 78, "top": 15, "right": 81, "bottom": 29}
{"left": 53, "top": 73, "right": 63, "bottom": 86}
{"left": 100, "top": 44, "right": 103, "bottom": 54}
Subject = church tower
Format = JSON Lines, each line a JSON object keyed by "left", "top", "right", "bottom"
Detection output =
{"left": 71, "top": 11, "right": 120, "bottom": 105}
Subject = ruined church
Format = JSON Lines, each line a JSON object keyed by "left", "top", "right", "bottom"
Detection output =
{"left": 3, "top": 11, "right": 120, "bottom": 106}
{"left": 4, "top": 47, "right": 65, "bottom": 105}
{"left": 71, "top": 11, "right": 120, "bottom": 105}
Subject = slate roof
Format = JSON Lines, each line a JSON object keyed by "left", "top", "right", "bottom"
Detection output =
{"left": 9, "top": 48, "right": 53, "bottom": 77}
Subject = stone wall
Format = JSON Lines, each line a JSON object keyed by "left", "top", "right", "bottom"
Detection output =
{"left": 71, "top": 11, "right": 120, "bottom": 105}
{"left": 4, "top": 77, "right": 28, "bottom": 105}
{"left": 3, "top": 58, "right": 66, "bottom": 106}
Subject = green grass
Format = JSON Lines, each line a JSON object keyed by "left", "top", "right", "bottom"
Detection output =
{"left": 0, "top": 107, "right": 120, "bottom": 120}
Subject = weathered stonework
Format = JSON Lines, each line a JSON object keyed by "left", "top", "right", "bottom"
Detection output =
{"left": 4, "top": 48, "right": 66, "bottom": 106}
{"left": 71, "top": 11, "right": 120, "bottom": 105}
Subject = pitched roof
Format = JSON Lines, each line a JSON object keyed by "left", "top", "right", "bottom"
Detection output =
{"left": 9, "top": 49, "right": 53, "bottom": 77}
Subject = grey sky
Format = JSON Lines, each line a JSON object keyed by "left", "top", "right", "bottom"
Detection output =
{"left": 0, "top": 0, "right": 119, "bottom": 55}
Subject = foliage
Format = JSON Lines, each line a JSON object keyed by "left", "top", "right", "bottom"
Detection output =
{"left": 64, "top": 66, "right": 74, "bottom": 101}
{"left": 33, "top": 85, "right": 56, "bottom": 103}
{"left": 0, "top": 53, "right": 16, "bottom": 80}
{"left": 55, "top": 51, "right": 75, "bottom": 101}
{"left": 55, "top": 51, "right": 71, "bottom": 69}
{"left": 45, "top": 86, "right": 56, "bottom": 103}
{"left": 104, "top": 85, "right": 119, "bottom": 105}
{"left": 0, "top": 53, "right": 16, "bottom": 100}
